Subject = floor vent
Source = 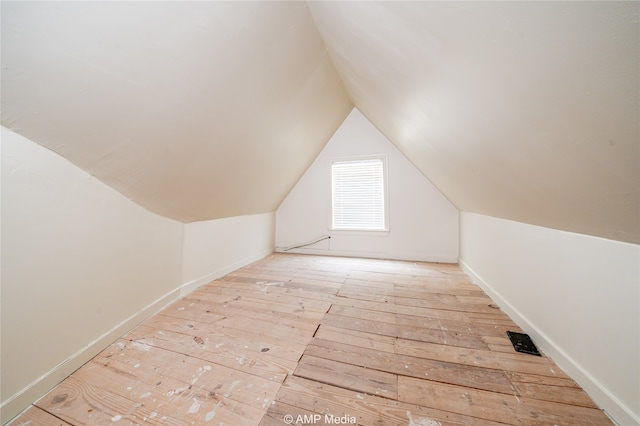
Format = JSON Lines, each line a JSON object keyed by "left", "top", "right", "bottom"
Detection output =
{"left": 507, "top": 331, "right": 541, "bottom": 356}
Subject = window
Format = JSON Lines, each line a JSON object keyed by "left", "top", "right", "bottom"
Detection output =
{"left": 331, "top": 156, "right": 387, "bottom": 231}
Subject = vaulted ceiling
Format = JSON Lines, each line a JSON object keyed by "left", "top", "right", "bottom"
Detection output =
{"left": 2, "top": 1, "right": 638, "bottom": 244}
{"left": 1, "top": 2, "right": 353, "bottom": 221}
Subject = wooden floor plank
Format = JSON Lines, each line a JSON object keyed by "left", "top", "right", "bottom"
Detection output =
{"left": 294, "top": 355, "right": 398, "bottom": 399}
{"left": 304, "top": 338, "right": 516, "bottom": 395}
{"left": 332, "top": 295, "right": 511, "bottom": 323}
{"left": 395, "top": 339, "right": 566, "bottom": 378}
{"left": 125, "top": 323, "right": 295, "bottom": 381}
{"left": 314, "top": 324, "right": 397, "bottom": 353}
{"left": 180, "top": 293, "right": 325, "bottom": 329}
{"left": 344, "top": 276, "right": 485, "bottom": 297}
{"left": 508, "top": 373, "right": 598, "bottom": 408}
{"left": 6, "top": 405, "right": 73, "bottom": 426}
{"left": 188, "top": 284, "right": 318, "bottom": 313}
{"left": 330, "top": 304, "right": 518, "bottom": 339}
{"left": 157, "top": 297, "right": 318, "bottom": 343}
{"left": 88, "top": 339, "right": 282, "bottom": 411}
{"left": 214, "top": 276, "right": 340, "bottom": 299}
{"left": 142, "top": 312, "right": 307, "bottom": 362}
{"left": 322, "top": 312, "right": 490, "bottom": 350}
{"left": 267, "top": 375, "right": 504, "bottom": 426}
{"left": 196, "top": 281, "right": 335, "bottom": 312}
{"left": 258, "top": 401, "right": 321, "bottom": 426}
{"left": 36, "top": 376, "right": 189, "bottom": 426}
{"left": 133, "top": 313, "right": 305, "bottom": 357}
{"left": 9, "top": 253, "right": 610, "bottom": 426}
{"left": 398, "top": 376, "right": 611, "bottom": 426}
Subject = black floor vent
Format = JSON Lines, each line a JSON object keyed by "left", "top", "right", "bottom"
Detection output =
{"left": 507, "top": 331, "right": 541, "bottom": 356}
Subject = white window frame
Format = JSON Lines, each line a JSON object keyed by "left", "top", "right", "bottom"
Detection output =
{"left": 330, "top": 154, "right": 389, "bottom": 232}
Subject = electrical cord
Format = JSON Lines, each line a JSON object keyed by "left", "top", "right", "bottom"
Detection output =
{"left": 277, "top": 235, "right": 331, "bottom": 252}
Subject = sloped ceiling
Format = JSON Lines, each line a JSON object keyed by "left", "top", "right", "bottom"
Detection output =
{"left": 309, "top": 1, "right": 639, "bottom": 244}
{"left": 1, "top": 1, "right": 353, "bottom": 222}
{"left": 2, "top": 2, "right": 638, "bottom": 244}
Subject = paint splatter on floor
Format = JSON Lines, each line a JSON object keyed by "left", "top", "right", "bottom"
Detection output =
{"left": 407, "top": 411, "right": 442, "bottom": 426}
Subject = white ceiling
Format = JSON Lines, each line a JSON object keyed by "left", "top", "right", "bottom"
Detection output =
{"left": 309, "top": 1, "right": 639, "bottom": 244}
{"left": 2, "top": 1, "right": 638, "bottom": 244}
{"left": 1, "top": 1, "right": 353, "bottom": 221}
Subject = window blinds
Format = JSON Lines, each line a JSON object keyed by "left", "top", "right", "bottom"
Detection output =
{"left": 331, "top": 158, "right": 386, "bottom": 230}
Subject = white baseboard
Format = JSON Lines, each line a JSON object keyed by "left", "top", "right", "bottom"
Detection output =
{"left": 179, "top": 248, "right": 274, "bottom": 297}
{"left": 459, "top": 259, "right": 639, "bottom": 426}
{"left": 1, "top": 288, "right": 180, "bottom": 424}
{"left": 275, "top": 247, "right": 457, "bottom": 264}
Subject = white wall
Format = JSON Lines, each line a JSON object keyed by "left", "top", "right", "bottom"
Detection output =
{"left": 181, "top": 213, "right": 275, "bottom": 295}
{"left": 1, "top": 128, "right": 278, "bottom": 423}
{"left": 0, "top": 127, "right": 184, "bottom": 423}
{"left": 459, "top": 212, "right": 640, "bottom": 426}
{"left": 276, "top": 109, "right": 459, "bottom": 262}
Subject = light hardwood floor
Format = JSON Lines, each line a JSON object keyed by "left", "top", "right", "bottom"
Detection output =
{"left": 9, "top": 253, "right": 612, "bottom": 425}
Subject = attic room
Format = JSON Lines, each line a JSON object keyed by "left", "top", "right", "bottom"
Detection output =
{"left": 1, "top": 1, "right": 638, "bottom": 425}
